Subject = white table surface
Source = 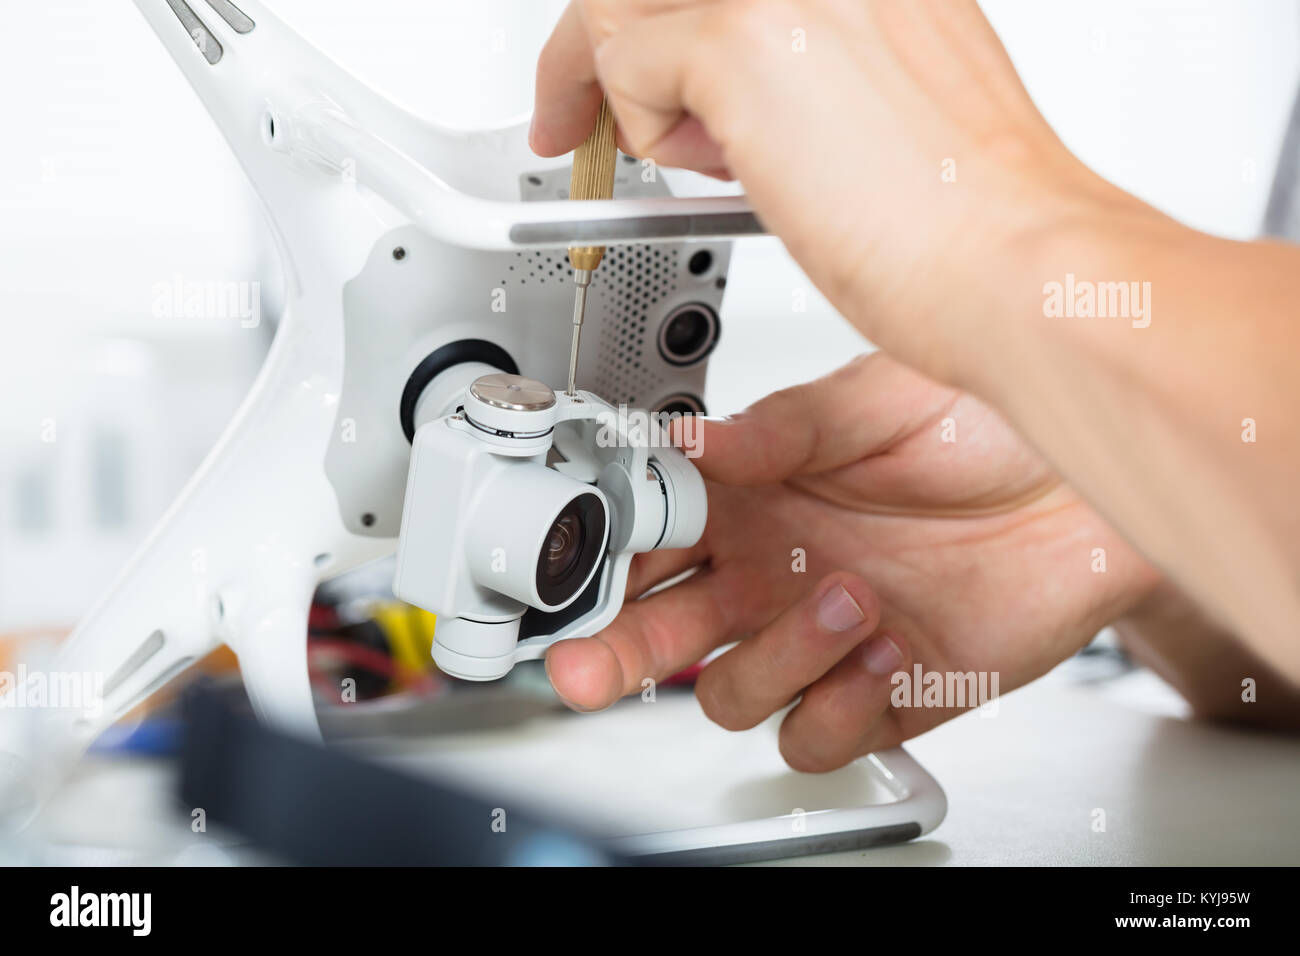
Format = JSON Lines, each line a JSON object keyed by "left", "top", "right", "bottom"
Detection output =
{"left": 17, "top": 667, "right": 1300, "bottom": 866}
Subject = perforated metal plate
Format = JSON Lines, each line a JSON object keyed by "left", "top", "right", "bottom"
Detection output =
{"left": 324, "top": 163, "right": 730, "bottom": 538}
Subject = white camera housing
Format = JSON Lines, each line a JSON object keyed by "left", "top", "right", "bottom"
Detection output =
{"left": 394, "top": 372, "right": 706, "bottom": 681}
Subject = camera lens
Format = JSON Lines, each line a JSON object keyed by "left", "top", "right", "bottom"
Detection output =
{"left": 657, "top": 304, "right": 719, "bottom": 367}
{"left": 544, "top": 513, "right": 584, "bottom": 580}
{"left": 665, "top": 311, "right": 708, "bottom": 352}
{"left": 535, "top": 492, "right": 607, "bottom": 607}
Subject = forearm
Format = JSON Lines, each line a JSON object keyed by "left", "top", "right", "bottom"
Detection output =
{"left": 963, "top": 206, "right": 1300, "bottom": 683}
{"left": 1114, "top": 583, "right": 1300, "bottom": 730}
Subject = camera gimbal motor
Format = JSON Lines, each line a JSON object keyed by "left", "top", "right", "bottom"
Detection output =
{"left": 394, "top": 369, "right": 705, "bottom": 681}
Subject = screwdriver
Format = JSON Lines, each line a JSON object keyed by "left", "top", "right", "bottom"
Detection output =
{"left": 565, "top": 98, "right": 619, "bottom": 396}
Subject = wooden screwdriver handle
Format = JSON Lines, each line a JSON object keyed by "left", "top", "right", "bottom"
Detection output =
{"left": 567, "top": 98, "right": 618, "bottom": 272}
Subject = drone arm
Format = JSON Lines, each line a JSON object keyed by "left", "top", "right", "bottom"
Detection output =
{"left": 133, "top": 0, "right": 763, "bottom": 255}
{"left": 223, "top": 573, "right": 320, "bottom": 740}
{"left": 301, "top": 107, "right": 764, "bottom": 251}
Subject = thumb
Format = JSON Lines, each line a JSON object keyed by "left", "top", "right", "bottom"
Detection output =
{"left": 669, "top": 352, "right": 936, "bottom": 485}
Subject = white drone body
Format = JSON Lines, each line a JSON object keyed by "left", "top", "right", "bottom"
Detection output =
{"left": 31, "top": 0, "right": 752, "bottom": 751}
{"left": 5, "top": 1, "right": 946, "bottom": 857}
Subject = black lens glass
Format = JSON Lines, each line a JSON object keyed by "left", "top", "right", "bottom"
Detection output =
{"left": 664, "top": 309, "right": 710, "bottom": 356}
{"left": 544, "top": 513, "right": 584, "bottom": 581}
{"left": 535, "top": 493, "right": 607, "bottom": 607}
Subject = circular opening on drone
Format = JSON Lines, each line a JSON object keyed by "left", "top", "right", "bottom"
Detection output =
{"left": 399, "top": 340, "right": 520, "bottom": 443}
{"left": 657, "top": 303, "right": 720, "bottom": 367}
{"left": 687, "top": 249, "right": 714, "bottom": 277}
{"left": 535, "top": 492, "right": 606, "bottom": 608}
{"left": 653, "top": 393, "right": 707, "bottom": 417}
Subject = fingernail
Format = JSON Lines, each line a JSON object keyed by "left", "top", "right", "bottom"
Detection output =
{"left": 544, "top": 654, "right": 597, "bottom": 713}
{"left": 863, "top": 634, "right": 904, "bottom": 675}
{"left": 817, "top": 585, "right": 866, "bottom": 632}
{"left": 557, "top": 694, "right": 599, "bottom": 714}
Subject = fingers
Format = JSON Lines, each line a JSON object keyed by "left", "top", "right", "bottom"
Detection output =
{"left": 625, "top": 541, "right": 709, "bottom": 599}
{"left": 625, "top": 114, "right": 730, "bottom": 177}
{"left": 590, "top": 5, "right": 730, "bottom": 164}
{"left": 530, "top": 3, "right": 600, "bottom": 156}
{"left": 545, "top": 564, "right": 744, "bottom": 712}
{"left": 673, "top": 353, "right": 951, "bottom": 486}
{"left": 532, "top": 0, "right": 732, "bottom": 173}
{"left": 777, "top": 629, "right": 913, "bottom": 773}
{"left": 533, "top": 0, "right": 728, "bottom": 160}
{"left": 694, "top": 572, "right": 881, "bottom": 731}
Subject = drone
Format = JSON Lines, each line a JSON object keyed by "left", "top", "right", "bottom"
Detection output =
{"left": 38, "top": 0, "right": 753, "bottom": 745}
{"left": 4, "top": 0, "right": 945, "bottom": 861}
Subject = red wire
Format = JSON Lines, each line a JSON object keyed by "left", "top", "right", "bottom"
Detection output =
{"left": 309, "top": 637, "right": 401, "bottom": 678}
{"left": 308, "top": 637, "right": 442, "bottom": 699}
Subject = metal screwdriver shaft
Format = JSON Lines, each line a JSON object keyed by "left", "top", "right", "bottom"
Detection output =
{"left": 565, "top": 98, "right": 618, "bottom": 396}
{"left": 567, "top": 271, "right": 591, "bottom": 395}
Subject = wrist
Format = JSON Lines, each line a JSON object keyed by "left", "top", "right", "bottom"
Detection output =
{"left": 1029, "top": 487, "right": 1164, "bottom": 641}
{"left": 953, "top": 171, "right": 1179, "bottom": 403}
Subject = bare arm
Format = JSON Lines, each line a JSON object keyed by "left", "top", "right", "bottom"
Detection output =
{"left": 1116, "top": 585, "right": 1300, "bottom": 731}
{"left": 971, "top": 217, "right": 1300, "bottom": 684}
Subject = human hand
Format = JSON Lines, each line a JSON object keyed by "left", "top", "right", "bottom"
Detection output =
{"left": 531, "top": 0, "right": 1152, "bottom": 384}
{"left": 532, "top": 0, "right": 1300, "bottom": 693}
{"left": 545, "top": 354, "right": 1160, "bottom": 770}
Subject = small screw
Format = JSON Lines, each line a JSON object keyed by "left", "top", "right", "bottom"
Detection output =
{"left": 392, "top": 247, "right": 406, "bottom": 261}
